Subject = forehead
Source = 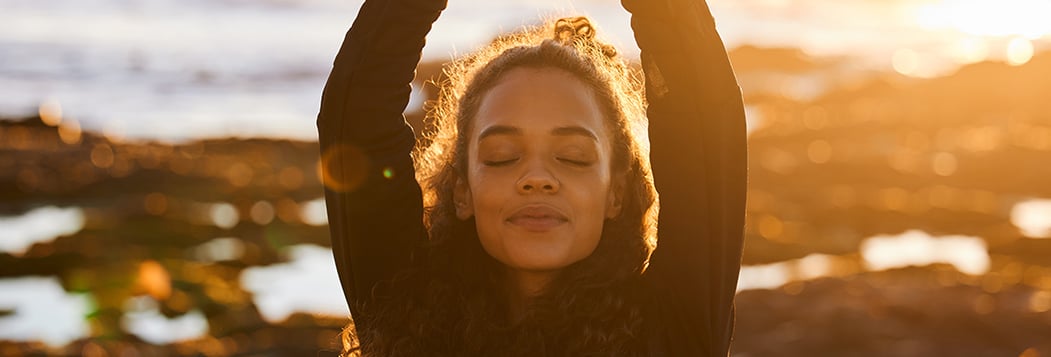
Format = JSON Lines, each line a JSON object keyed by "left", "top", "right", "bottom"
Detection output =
{"left": 472, "top": 67, "right": 607, "bottom": 140}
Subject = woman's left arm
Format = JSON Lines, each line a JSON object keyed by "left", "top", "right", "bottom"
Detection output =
{"left": 624, "top": 0, "right": 747, "bottom": 355}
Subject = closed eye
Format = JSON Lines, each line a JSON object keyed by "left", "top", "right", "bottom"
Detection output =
{"left": 483, "top": 158, "right": 519, "bottom": 167}
{"left": 558, "top": 158, "right": 592, "bottom": 167}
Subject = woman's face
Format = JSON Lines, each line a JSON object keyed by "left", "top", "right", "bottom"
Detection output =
{"left": 455, "top": 67, "right": 621, "bottom": 276}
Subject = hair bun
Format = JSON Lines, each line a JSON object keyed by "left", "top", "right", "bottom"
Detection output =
{"left": 553, "top": 16, "right": 617, "bottom": 58}
{"left": 555, "top": 17, "right": 596, "bottom": 43}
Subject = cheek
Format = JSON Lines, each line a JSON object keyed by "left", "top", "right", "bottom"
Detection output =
{"left": 563, "top": 172, "right": 613, "bottom": 230}
{"left": 466, "top": 171, "right": 509, "bottom": 215}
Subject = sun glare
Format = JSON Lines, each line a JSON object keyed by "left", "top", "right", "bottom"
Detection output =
{"left": 915, "top": 0, "right": 1051, "bottom": 39}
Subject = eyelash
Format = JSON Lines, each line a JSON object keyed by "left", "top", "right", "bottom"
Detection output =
{"left": 481, "top": 158, "right": 592, "bottom": 167}
{"left": 558, "top": 158, "right": 591, "bottom": 167}
{"left": 483, "top": 159, "right": 518, "bottom": 167}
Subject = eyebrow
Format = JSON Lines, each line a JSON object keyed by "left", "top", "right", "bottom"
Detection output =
{"left": 477, "top": 125, "right": 599, "bottom": 142}
{"left": 551, "top": 126, "right": 599, "bottom": 141}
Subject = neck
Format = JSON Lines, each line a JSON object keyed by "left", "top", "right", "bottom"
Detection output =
{"left": 504, "top": 269, "right": 558, "bottom": 322}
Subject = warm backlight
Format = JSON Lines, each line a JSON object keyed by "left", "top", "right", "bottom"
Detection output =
{"left": 915, "top": 0, "right": 1051, "bottom": 39}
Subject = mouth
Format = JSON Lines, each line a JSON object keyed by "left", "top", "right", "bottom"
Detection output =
{"left": 506, "top": 205, "right": 569, "bottom": 232}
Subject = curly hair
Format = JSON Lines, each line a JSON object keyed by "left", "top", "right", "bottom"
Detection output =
{"left": 341, "top": 16, "right": 658, "bottom": 356}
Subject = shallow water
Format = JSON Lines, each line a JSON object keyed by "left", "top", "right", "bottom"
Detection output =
{"left": 738, "top": 229, "right": 993, "bottom": 292}
{"left": 0, "top": 277, "right": 92, "bottom": 347}
{"left": 738, "top": 254, "right": 858, "bottom": 292}
{"left": 860, "top": 230, "right": 990, "bottom": 275}
{"left": 0, "top": 227, "right": 1001, "bottom": 346}
{"left": 1011, "top": 199, "right": 1051, "bottom": 239}
{"left": 0, "top": 206, "right": 85, "bottom": 256}
{"left": 120, "top": 296, "right": 209, "bottom": 345}
{"left": 240, "top": 244, "right": 349, "bottom": 323}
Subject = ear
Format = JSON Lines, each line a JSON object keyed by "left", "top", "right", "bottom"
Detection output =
{"left": 453, "top": 176, "right": 474, "bottom": 220}
{"left": 605, "top": 175, "right": 625, "bottom": 219}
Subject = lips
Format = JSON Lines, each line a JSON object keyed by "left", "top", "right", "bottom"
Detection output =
{"left": 507, "top": 205, "right": 569, "bottom": 232}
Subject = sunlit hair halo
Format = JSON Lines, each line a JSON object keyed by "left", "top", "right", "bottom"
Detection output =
{"left": 342, "top": 16, "right": 658, "bottom": 356}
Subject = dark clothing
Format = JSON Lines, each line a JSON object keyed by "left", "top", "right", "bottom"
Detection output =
{"left": 317, "top": 0, "right": 746, "bottom": 355}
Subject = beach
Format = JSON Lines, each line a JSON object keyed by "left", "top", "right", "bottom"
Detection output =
{"left": 2, "top": 0, "right": 1051, "bottom": 355}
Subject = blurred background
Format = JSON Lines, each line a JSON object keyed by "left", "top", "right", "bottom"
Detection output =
{"left": 2, "top": 0, "right": 1050, "bottom": 355}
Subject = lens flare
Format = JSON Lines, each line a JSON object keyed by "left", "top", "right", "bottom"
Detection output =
{"left": 319, "top": 144, "right": 369, "bottom": 193}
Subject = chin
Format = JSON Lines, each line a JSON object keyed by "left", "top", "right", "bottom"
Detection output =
{"left": 476, "top": 224, "right": 599, "bottom": 275}
{"left": 503, "top": 253, "right": 575, "bottom": 272}
{"left": 496, "top": 236, "right": 586, "bottom": 272}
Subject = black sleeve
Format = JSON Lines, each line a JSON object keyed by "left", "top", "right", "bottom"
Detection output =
{"left": 316, "top": 0, "right": 446, "bottom": 310}
{"left": 623, "top": 0, "right": 747, "bottom": 355}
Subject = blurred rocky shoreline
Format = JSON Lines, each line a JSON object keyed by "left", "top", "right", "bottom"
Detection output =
{"left": 2, "top": 47, "right": 1050, "bottom": 356}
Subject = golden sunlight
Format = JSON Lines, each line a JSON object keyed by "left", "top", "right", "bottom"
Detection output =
{"left": 950, "top": 37, "right": 990, "bottom": 64}
{"left": 915, "top": 0, "right": 1051, "bottom": 39}
{"left": 1007, "top": 38, "right": 1035, "bottom": 66}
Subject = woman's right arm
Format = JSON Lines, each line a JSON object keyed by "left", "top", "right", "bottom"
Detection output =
{"left": 316, "top": 0, "right": 447, "bottom": 309}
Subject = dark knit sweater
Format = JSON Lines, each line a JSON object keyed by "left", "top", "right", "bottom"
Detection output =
{"left": 316, "top": 0, "right": 746, "bottom": 355}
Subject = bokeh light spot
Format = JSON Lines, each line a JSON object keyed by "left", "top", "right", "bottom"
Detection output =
{"left": 1029, "top": 291, "right": 1051, "bottom": 313}
{"left": 275, "top": 198, "right": 301, "bottom": 224}
{"left": 1006, "top": 37, "right": 1034, "bottom": 66}
{"left": 931, "top": 152, "right": 957, "bottom": 176}
{"left": 193, "top": 237, "right": 246, "bottom": 262}
{"left": 250, "top": 201, "right": 275, "bottom": 225}
{"left": 807, "top": 140, "right": 832, "bottom": 164}
{"left": 137, "top": 260, "right": 172, "bottom": 301}
{"left": 278, "top": 166, "right": 304, "bottom": 190}
{"left": 758, "top": 215, "right": 784, "bottom": 240}
{"left": 382, "top": 167, "right": 394, "bottom": 179}
{"left": 90, "top": 144, "right": 115, "bottom": 169}
{"left": 892, "top": 49, "right": 919, "bottom": 77}
{"left": 225, "top": 162, "right": 254, "bottom": 188}
{"left": 210, "top": 203, "right": 240, "bottom": 229}
{"left": 38, "top": 99, "right": 63, "bottom": 127}
{"left": 952, "top": 37, "right": 990, "bottom": 64}
{"left": 300, "top": 198, "right": 328, "bottom": 226}
{"left": 144, "top": 192, "right": 168, "bottom": 216}
{"left": 760, "top": 149, "right": 797, "bottom": 175}
{"left": 58, "top": 117, "right": 82, "bottom": 145}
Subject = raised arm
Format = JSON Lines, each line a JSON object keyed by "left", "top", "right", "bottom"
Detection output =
{"left": 317, "top": 0, "right": 446, "bottom": 310}
{"left": 623, "top": 0, "right": 747, "bottom": 355}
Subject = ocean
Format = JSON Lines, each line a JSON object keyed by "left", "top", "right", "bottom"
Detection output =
{"left": 1, "top": 0, "right": 1048, "bottom": 142}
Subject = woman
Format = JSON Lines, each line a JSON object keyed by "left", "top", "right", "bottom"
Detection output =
{"left": 316, "top": 0, "right": 746, "bottom": 355}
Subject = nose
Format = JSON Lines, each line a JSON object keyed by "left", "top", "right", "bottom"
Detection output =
{"left": 517, "top": 162, "right": 559, "bottom": 194}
